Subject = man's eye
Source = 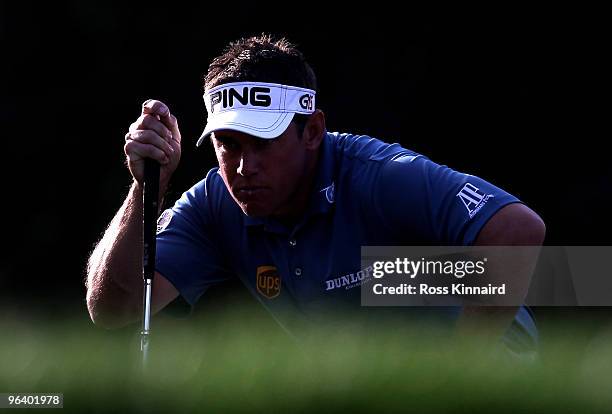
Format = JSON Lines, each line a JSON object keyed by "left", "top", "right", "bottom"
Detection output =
{"left": 254, "top": 139, "right": 274, "bottom": 149}
{"left": 219, "top": 139, "right": 238, "bottom": 151}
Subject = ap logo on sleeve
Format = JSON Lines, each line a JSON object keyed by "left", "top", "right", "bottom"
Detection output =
{"left": 457, "top": 183, "right": 494, "bottom": 219}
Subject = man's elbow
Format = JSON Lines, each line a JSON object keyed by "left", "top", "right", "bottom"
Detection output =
{"left": 516, "top": 206, "right": 546, "bottom": 246}
{"left": 86, "top": 294, "right": 117, "bottom": 329}
{"left": 86, "top": 287, "right": 136, "bottom": 330}
{"left": 475, "top": 203, "right": 546, "bottom": 246}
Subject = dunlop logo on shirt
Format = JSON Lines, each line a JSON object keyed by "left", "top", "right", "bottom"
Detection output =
{"left": 256, "top": 266, "right": 281, "bottom": 299}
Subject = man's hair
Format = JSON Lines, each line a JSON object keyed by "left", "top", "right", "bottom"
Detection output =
{"left": 204, "top": 34, "right": 317, "bottom": 135}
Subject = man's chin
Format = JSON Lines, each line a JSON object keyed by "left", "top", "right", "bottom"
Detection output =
{"left": 237, "top": 202, "right": 271, "bottom": 217}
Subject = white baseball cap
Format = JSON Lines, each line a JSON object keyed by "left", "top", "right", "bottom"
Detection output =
{"left": 196, "top": 81, "right": 316, "bottom": 146}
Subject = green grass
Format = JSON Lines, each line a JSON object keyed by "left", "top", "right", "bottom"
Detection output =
{"left": 1, "top": 307, "right": 612, "bottom": 413}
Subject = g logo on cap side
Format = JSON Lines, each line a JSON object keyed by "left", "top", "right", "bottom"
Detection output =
{"left": 299, "top": 94, "right": 314, "bottom": 111}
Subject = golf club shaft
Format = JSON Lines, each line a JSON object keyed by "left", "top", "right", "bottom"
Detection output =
{"left": 141, "top": 158, "right": 160, "bottom": 363}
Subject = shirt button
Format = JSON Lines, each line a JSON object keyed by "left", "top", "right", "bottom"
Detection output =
{"left": 294, "top": 267, "right": 302, "bottom": 276}
{"left": 289, "top": 239, "right": 297, "bottom": 247}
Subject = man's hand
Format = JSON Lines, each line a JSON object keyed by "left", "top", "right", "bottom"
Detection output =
{"left": 124, "top": 99, "right": 182, "bottom": 193}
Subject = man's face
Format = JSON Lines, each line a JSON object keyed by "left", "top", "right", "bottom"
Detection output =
{"left": 211, "top": 123, "right": 309, "bottom": 217}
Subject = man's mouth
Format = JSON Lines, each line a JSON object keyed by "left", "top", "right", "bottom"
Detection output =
{"left": 234, "top": 186, "right": 269, "bottom": 200}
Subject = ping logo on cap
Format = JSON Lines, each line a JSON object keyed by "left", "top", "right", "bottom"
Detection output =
{"left": 256, "top": 265, "right": 281, "bottom": 299}
{"left": 198, "top": 82, "right": 317, "bottom": 144}
{"left": 210, "top": 86, "right": 272, "bottom": 113}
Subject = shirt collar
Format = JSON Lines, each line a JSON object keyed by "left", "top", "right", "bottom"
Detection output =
{"left": 243, "top": 131, "right": 336, "bottom": 229}
{"left": 309, "top": 131, "right": 336, "bottom": 214}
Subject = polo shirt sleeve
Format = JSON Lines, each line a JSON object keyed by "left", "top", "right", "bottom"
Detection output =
{"left": 372, "top": 154, "right": 521, "bottom": 245}
{"left": 155, "top": 178, "right": 233, "bottom": 306}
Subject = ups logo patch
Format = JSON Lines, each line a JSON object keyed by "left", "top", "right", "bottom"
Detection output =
{"left": 256, "top": 266, "right": 281, "bottom": 299}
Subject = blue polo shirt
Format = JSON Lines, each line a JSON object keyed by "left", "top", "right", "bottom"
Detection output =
{"left": 156, "top": 132, "right": 537, "bottom": 349}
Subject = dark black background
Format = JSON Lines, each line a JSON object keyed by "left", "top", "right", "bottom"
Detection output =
{"left": 1, "top": 3, "right": 609, "bottom": 325}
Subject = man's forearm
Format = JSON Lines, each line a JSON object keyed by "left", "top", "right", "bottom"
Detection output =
{"left": 86, "top": 182, "right": 146, "bottom": 328}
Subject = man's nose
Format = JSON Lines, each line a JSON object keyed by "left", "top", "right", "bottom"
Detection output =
{"left": 237, "top": 150, "right": 259, "bottom": 177}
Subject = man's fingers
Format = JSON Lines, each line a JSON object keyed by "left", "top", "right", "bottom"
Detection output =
{"left": 141, "top": 99, "right": 181, "bottom": 144}
{"left": 124, "top": 140, "right": 170, "bottom": 165}
{"left": 123, "top": 99, "right": 181, "bottom": 185}
{"left": 130, "top": 114, "right": 173, "bottom": 141}
{"left": 142, "top": 99, "right": 169, "bottom": 118}
{"left": 167, "top": 113, "right": 181, "bottom": 144}
{"left": 125, "top": 130, "right": 175, "bottom": 158}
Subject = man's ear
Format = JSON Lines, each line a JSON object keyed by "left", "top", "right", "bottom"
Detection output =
{"left": 302, "top": 109, "right": 326, "bottom": 150}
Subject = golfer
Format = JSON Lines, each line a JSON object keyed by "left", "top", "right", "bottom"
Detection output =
{"left": 86, "top": 34, "right": 545, "bottom": 352}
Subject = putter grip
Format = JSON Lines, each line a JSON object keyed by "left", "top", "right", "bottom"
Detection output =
{"left": 143, "top": 158, "right": 160, "bottom": 281}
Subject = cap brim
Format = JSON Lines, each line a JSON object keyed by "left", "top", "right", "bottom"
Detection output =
{"left": 196, "top": 111, "right": 295, "bottom": 147}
